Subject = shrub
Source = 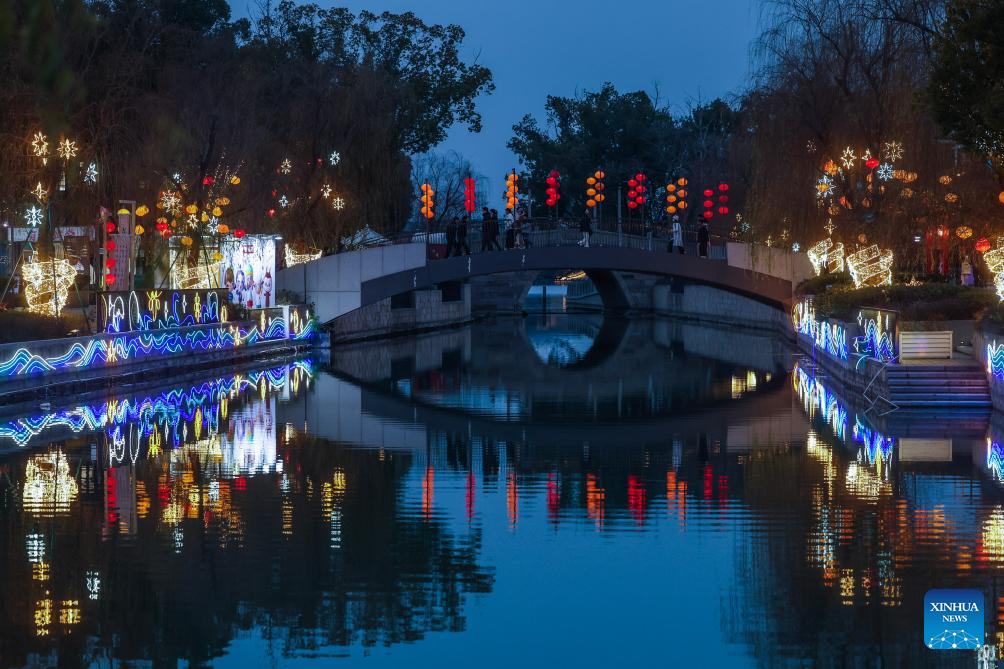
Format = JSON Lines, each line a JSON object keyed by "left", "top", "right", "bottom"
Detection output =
{"left": 0, "top": 310, "right": 91, "bottom": 343}
{"left": 809, "top": 283, "right": 997, "bottom": 321}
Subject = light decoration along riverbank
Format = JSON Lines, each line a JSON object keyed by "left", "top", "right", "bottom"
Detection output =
{"left": 807, "top": 238, "right": 845, "bottom": 275}
{"left": 284, "top": 245, "right": 322, "bottom": 268}
{"left": 0, "top": 313, "right": 297, "bottom": 379}
{"left": 852, "top": 309, "right": 897, "bottom": 363}
{"left": 846, "top": 244, "right": 894, "bottom": 288}
{"left": 102, "top": 290, "right": 226, "bottom": 334}
{"left": 23, "top": 259, "right": 77, "bottom": 316}
{"left": 792, "top": 299, "right": 848, "bottom": 361}
{"left": 0, "top": 360, "right": 314, "bottom": 450}
{"left": 987, "top": 339, "right": 1004, "bottom": 378}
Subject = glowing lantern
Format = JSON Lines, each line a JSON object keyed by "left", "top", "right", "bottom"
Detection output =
{"left": 135, "top": 225, "right": 145, "bottom": 235}
{"left": 213, "top": 251, "right": 223, "bottom": 262}
{"left": 546, "top": 170, "right": 560, "bottom": 209}
{"left": 636, "top": 173, "right": 646, "bottom": 182}
{"left": 465, "top": 177, "right": 477, "bottom": 213}
{"left": 212, "top": 206, "right": 223, "bottom": 217}
{"left": 156, "top": 220, "right": 168, "bottom": 233}
{"left": 135, "top": 204, "right": 150, "bottom": 217}
{"left": 504, "top": 172, "right": 519, "bottom": 210}
{"left": 185, "top": 204, "right": 198, "bottom": 215}
{"left": 587, "top": 199, "right": 597, "bottom": 208}
{"left": 666, "top": 206, "right": 677, "bottom": 214}
{"left": 977, "top": 237, "right": 992, "bottom": 254}
{"left": 956, "top": 226, "right": 973, "bottom": 239}
{"left": 105, "top": 220, "right": 116, "bottom": 234}
{"left": 677, "top": 178, "right": 688, "bottom": 187}
{"left": 595, "top": 171, "right": 605, "bottom": 179}
{"left": 106, "top": 258, "right": 116, "bottom": 269}
{"left": 703, "top": 189, "right": 713, "bottom": 197}
{"left": 998, "top": 191, "right": 1004, "bottom": 204}
{"left": 234, "top": 229, "right": 246, "bottom": 239}
{"left": 106, "top": 240, "right": 116, "bottom": 252}
{"left": 587, "top": 177, "right": 597, "bottom": 185}
{"left": 105, "top": 273, "right": 117, "bottom": 285}
{"left": 703, "top": 210, "right": 713, "bottom": 219}
{"left": 627, "top": 201, "right": 638, "bottom": 209}
{"left": 718, "top": 206, "right": 729, "bottom": 215}
{"left": 865, "top": 157, "right": 880, "bottom": 170}
{"left": 587, "top": 170, "right": 605, "bottom": 208}
{"left": 858, "top": 233, "right": 868, "bottom": 244}
{"left": 202, "top": 175, "right": 215, "bottom": 186}
{"left": 230, "top": 175, "right": 240, "bottom": 185}
{"left": 586, "top": 188, "right": 596, "bottom": 197}
{"left": 181, "top": 236, "right": 193, "bottom": 247}
{"left": 217, "top": 223, "right": 229, "bottom": 235}
{"left": 628, "top": 179, "right": 638, "bottom": 188}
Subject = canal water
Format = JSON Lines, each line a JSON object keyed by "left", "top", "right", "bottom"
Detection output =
{"left": 1, "top": 314, "right": 1001, "bottom": 667}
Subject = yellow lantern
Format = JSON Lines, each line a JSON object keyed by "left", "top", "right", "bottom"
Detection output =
{"left": 217, "top": 223, "right": 229, "bottom": 235}
{"left": 586, "top": 188, "right": 597, "bottom": 196}
{"left": 998, "top": 191, "right": 1004, "bottom": 205}
{"left": 116, "top": 208, "right": 129, "bottom": 215}
{"left": 666, "top": 195, "right": 677, "bottom": 203}
{"left": 230, "top": 175, "right": 240, "bottom": 185}
{"left": 667, "top": 184, "right": 677, "bottom": 192}
{"left": 212, "top": 206, "right": 223, "bottom": 217}
{"left": 136, "top": 204, "right": 150, "bottom": 217}
{"left": 185, "top": 204, "right": 198, "bottom": 215}
{"left": 586, "top": 199, "right": 596, "bottom": 208}
{"left": 181, "top": 236, "right": 193, "bottom": 247}
{"left": 666, "top": 206, "right": 677, "bottom": 214}
{"left": 215, "top": 197, "right": 230, "bottom": 206}
{"left": 679, "top": 201, "right": 689, "bottom": 210}
{"left": 200, "top": 211, "right": 209, "bottom": 222}
{"left": 213, "top": 251, "right": 223, "bottom": 262}
{"left": 956, "top": 225, "right": 973, "bottom": 239}
{"left": 135, "top": 225, "right": 145, "bottom": 235}
{"left": 677, "top": 177, "right": 688, "bottom": 187}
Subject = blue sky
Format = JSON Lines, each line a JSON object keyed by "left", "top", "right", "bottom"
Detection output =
{"left": 240, "top": 0, "right": 761, "bottom": 199}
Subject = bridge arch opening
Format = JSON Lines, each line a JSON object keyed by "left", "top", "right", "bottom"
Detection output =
{"left": 520, "top": 269, "right": 631, "bottom": 312}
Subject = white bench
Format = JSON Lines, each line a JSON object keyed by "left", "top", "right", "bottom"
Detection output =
{"left": 898, "top": 330, "right": 953, "bottom": 360}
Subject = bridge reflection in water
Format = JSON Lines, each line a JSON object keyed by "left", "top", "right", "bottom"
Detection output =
{"left": 4, "top": 317, "right": 1004, "bottom": 667}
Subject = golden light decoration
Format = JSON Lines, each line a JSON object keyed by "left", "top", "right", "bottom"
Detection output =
{"left": 321, "top": 183, "right": 333, "bottom": 199}
{"left": 945, "top": 193, "right": 959, "bottom": 203}
{"left": 181, "top": 235, "right": 193, "bottom": 247}
{"left": 332, "top": 196, "right": 345, "bottom": 210}
{"left": 284, "top": 245, "right": 322, "bottom": 268}
{"left": 230, "top": 175, "right": 241, "bottom": 185}
{"left": 900, "top": 188, "right": 914, "bottom": 199}
{"left": 882, "top": 141, "right": 904, "bottom": 162}
{"left": 956, "top": 226, "right": 973, "bottom": 239}
{"left": 823, "top": 160, "right": 840, "bottom": 176}
{"left": 215, "top": 196, "right": 230, "bottom": 206}
{"left": 840, "top": 147, "right": 857, "bottom": 169}
{"left": 31, "top": 131, "right": 49, "bottom": 162}
{"left": 216, "top": 223, "right": 229, "bottom": 235}
{"left": 135, "top": 225, "right": 145, "bottom": 235}
{"left": 212, "top": 206, "right": 223, "bottom": 217}
{"left": 938, "top": 175, "right": 952, "bottom": 185}
{"left": 31, "top": 182, "right": 48, "bottom": 202}
{"left": 807, "top": 237, "right": 846, "bottom": 275}
{"left": 857, "top": 233, "right": 868, "bottom": 244}
{"left": 184, "top": 203, "right": 197, "bottom": 215}
{"left": 983, "top": 247, "right": 1004, "bottom": 300}
{"left": 846, "top": 244, "right": 894, "bottom": 288}
{"left": 173, "top": 261, "right": 219, "bottom": 290}
{"left": 22, "top": 450, "right": 79, "bottom": 516}
{"left": 280, "top": 158, "right": 292, "bottom": 175}
{"left": 135, "top": 204, "right": 150, "bottom": 217}
{"left": 57, "top": 137, "right": 78, "bottom": 161}
{"left": 22, "top": 259, "right": 77, "bottom": 316}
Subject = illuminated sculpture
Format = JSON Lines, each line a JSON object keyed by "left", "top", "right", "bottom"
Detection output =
{"left": 22, "top": 259, "right": 77, "bottom": 316}
{"left": 173, "top": 261, "right": 220, "bottom": 290}
{"left": 983, "top": 247, "right": 1004, "bottom": 300}
{"left": 846, "top": 245, "right": 894, "bottom": 288}
{"left": 807, "top": 238, "right": 846, "bottom": 275}
{"left": 284, "top": 246, "right": 321, "bottom": 268}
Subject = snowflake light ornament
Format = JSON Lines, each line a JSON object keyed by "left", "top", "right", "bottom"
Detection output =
{"left": 876, "top": 163, "right": 894, "bottom": 181}
{"left": 840, "top": 147, "right": 857, "bottom": 169}
{"left": 25, "top": 205, "right": 43, "bottom": 227}
{"left": 332, "top": 197, "right": 345, "bottom": 210}
{"left": 160, "top": 190, "right": 182, "bottom": 216}
{"left": 321, "top": 184, "right": 332, "bottom": 199}
{"left": 31, "top": 132, "right": 49, "bottom": 163}
{"left": 816, "top": 175, "right": 834, "bottom": 198}
{"left": 31, "top": 182, "right": 48, "bottom": 202}
{"left": 882, "top": 141, "right": 903, "bottom": 162}
{"left": 280, "top": 159, "right": 292, "bottom": 175}
{"left": 84, "top": 163, "right": 98, "bottom": 184}
{"left": 329, "top": 150, "right": 341, "bottom": 166}
{"left": 57, "top": 138, "right": 78, "bottom": 161}
{"left": 279, "top": 194, "right": 290, "bottom": 208}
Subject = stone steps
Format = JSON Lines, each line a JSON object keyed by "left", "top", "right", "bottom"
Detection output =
{"left": 885, "top": 364, "right": 990, "bottom": 408}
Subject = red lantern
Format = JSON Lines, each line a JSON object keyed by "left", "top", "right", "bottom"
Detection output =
{"left": 106, "top": 220, "right": 116, "bottom": 234}
{"left": 235, "top": 229, "right": 246, "bottom": 238}
{"left": 106, "top": 240, "right": 116, "bottom": 252}
{"left": 628, "top": 179, "right": 638, "bottom": 188}
{"left": 637, "top": 196, "right": 646, "bottom": 204}
{"left": 703, "top": 200, "right": 713, "bottom": 208}
{"left": 546, "top": 198, "right": 557, "bottom": 207}
{"left": 105, "top": 273, "right": 117, "bottom": 285}
{"left": 718, "top": 195, "right": 729, "bottom": 203}
{"left": 718, "top": 183, "right": 729, "bottom": 192}
{"left": 155, "top": 220, "right": 168, "bottom": 233}
{"left": 636, "top": 173, "right": 646, "bottom": 182}
{"left": 976, "top": 237, "right": 991, "bottom": 253}
{"left": 718, "top": 206, "right": 729, "bottom": 215}
{"left": 704, "top": 189, "right": 713, "bottom": 197}
{"left": 637, "top": 185, "right": 646, "bottom": 193}
{"left": 106, "top": 258, "right": 116, "bottom": 269}
{"left": 627, "top": 201, "right": 638, "bottom": 209}
{"left": 464, "top": 177, "right": 477, "bottom": 213}
{"left": 628, "top": 190, "right": 638, "bottom": 199}
{"left": 546, "top": 187, "right": 557, "bottom": 196}
{"left": 546, "top": 177, "right": 557, "bottom": 186}
{"left": 865, "top": 157, "right": 880, "bottom": 170}
{"left": 203, "top": 175, "right": 215, "bottom": 185}
{"left": 703, "top": 210, "right": 713, "bottom": 219}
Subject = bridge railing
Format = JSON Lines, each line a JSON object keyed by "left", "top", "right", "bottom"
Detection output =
{"left": 353, "top": 218, "right": 727, "bottom": 262}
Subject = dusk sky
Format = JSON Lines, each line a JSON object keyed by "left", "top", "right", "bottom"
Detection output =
{"left": 309, "top": 0, "right": 762, "bottom": 201}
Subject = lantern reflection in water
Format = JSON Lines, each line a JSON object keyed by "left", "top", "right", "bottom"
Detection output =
{"left": 23, "top": 450, "right": 79, "bottom": 516}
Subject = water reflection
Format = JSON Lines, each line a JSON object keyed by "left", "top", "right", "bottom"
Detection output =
{"left": 8, "top": 320, "right": 1004, "bottom": 666}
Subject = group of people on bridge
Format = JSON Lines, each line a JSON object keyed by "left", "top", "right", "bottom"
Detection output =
{"left": 440, "top": 208, "right": 713, "bottom": 259}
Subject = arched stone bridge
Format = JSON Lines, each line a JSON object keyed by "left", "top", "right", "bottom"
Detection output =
{"left": 277, "top": 240, "right": 799, "bottom": 325}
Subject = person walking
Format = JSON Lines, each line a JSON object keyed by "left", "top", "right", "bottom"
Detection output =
{"left": 488, "top": 210, "right": 501, "bottom": 250}
{"left": 671, "top": 215, "right": 684, "bottom": 254}
{"left": 480, "top": 207, "right": 492, "bottom": 253}
{"left": 578, "top": 210, "right": 593, "bottom": 247}
{"left": 446, "top": 216, "right": 459, "bottom": 257}
{"left": 519, "top": 211, "right": 532, "bottom": 248}
{"left": 458, "top": 215, "right": 471, "bottom": 256}
{"left": 698, "top": 219, "right": 710, "bottom": 258}
{"left": 504, "top": 209, "right": 516, "bottom": 249}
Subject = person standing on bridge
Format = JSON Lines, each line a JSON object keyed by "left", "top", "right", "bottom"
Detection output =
{"left": 698, "top": 219, "right": 710, "bottom": 258}
{"left": 480, "top": 208, "right": 494, "bottom": 252}
{"left": 446, "top": 216, "right": 459, "bottom": 257}
{"left": 671, "top": 215, "right": 684, "bottom": 254}
{"left": 489, "top": 209, "right": 502, "bottom": 250}
{"left": 458, "top": 215, "right": 471, "bottom": 255}
{"left": 504, "top": 209, "right": 516, "bottom": 249}
{"left": 578, "top": 209, "right": 593, "bottom": 247}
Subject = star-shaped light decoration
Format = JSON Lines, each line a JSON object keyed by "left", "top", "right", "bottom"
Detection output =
{"left": 824, "top": 218, "right": 836, "bottom": 236}
{"left": 280, "top": 158, "right": 292, "bottom": 175}
{"left": 172, "top": 172, "right": 182, "bottom": 183}
{"left": 816, "top": 175, "right": 834, "bottom": 198}
{"left": 329, "top": 150, "right": 341, "bottom": 166}
{"left": 279, "top": 194, "right": 290, "bottom": 208}
{"left": 882, "top": 141, "right": 903, "bottom": 162}
{"left": 792, "top": 242, "right": 801, "bottom": 253}
{"left": 160, "top": 190, "right": 182, "bottom": 216}
{"left": 25, "top": 205, "right": 44, "bottom": 227}
{"left": 57, "top": 138, "right": 78, "bottom": 161}
{"left": 84, "top": 163, "right": 98, "bottom": 184}
{"left": 876, "top": 163, "right": 894, "bottom": 181}
{"left": 321, "top": 184, "right": 332, "bottom": 199}
{"left": 332, "top": 197, "right": 345, "bottom": 210}
{"left": 31, "top": 182, "right": 48, "bottom": 202}
{"left": 31, "top": 132, "right": 49, "bottom": 163}
{"left": 840, "top": 147, "right": 857, "bottom": 169}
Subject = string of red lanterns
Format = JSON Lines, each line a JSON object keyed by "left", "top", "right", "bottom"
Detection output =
{"left": 545, "top": 170, "right": 561, "bottom": 208}
{"left": 464, "top": 177, "right": 476, "bottom": 214}
{"left": 627, "top": 172, "right": 647, "bottom": 210}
